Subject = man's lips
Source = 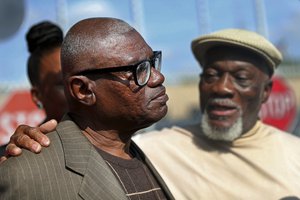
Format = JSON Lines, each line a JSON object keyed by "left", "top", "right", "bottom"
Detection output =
{"left": 151, "top": 88, "right": 169, "bottom": 103}
{"left": 206, "top": 100, "right": 239, "bottom": 118}
{"left": 208, "top": 106, "right": 237, "bottom": 116}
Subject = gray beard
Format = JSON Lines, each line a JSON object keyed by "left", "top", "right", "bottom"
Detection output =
{"left": 201, "top": 111, "right": 243, "bottom": 142}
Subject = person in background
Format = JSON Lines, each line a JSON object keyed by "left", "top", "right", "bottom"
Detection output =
{"left": 0, "top": 17, "right": 173, "bottom": 199}
{"left": 0, "top": 21, "right": 67, "bottom": 156}
{"left": 136, "top": 29, "right": 300, "bottom": 199}
{"left": 26, "top": 21, "right": 68, "bottom": 123}
{"left": 3, "top": 29, "right": 300, "bottom": 199}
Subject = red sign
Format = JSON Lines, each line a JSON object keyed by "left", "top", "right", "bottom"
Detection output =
{"left": 0, "top": 90, "right": 45, "bottom": 145}
{"left": 259, "top": 75, "right": 297, "bottom": 132}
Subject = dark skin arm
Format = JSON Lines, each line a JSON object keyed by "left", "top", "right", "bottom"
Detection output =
{"left": 0, "top": 120, "right": 56, "bottom": 163}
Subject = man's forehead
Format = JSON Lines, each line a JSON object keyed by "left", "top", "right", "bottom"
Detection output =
{"left": 203, "top": 47, "right": 271, "bottom": 76}
{"left": 62, "top": 27, "right": 151, "bottom": 75}
{"left": 92, "top": 40, "right": 152, "bottom": 67}
{"left": 204, "top": 46, "right": 268, "bottom": 67}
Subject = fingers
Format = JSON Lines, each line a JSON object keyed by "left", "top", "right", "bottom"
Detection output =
{"left": 5, "top": 143, "right": 22, "bottom": 156}
{"left": 10, "top": 130, "right": 42, "bottom": 153}
{"left": 16, "top": 120, "right": 56, "bottom": 148}
{"left": 39, "top": 119, "right": 57, "bottom": 135}
{"left": 36, "top": 119, "right": 57, "bottom": 146}
{"left": 33, "top": 120, "right": 57, "bottom": 147}
{"left": 0, "top": 156, "right": 7, "bottom": 164}
{"left": 0, "top": 143, "right": 23, "bottom": 164}
{"left": 4, "top": 120, "right": 56, "bottom": 157}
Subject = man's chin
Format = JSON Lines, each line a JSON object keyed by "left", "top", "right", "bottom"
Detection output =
{"left": 201, "top": 112, "right": 243, "bottom": 142}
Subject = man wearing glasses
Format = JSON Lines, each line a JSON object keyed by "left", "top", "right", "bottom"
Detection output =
{"left": 4, "top": 26, "right": 300, "bottom": 199}
{"left": 0, "top": 17, "right": 174, "bottom": 200}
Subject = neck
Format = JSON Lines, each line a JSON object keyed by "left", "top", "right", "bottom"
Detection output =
{"left": 70, "top": 113, "right": 134, "bottom": 160}
{"left": 83, "top": 127, "right": 133, "bottom": 159}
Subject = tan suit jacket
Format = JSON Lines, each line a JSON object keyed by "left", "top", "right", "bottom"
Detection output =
{"left": 0, "top": 115, "right": 174, "bottom": 200}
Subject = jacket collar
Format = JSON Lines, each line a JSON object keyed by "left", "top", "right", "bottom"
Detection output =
{"left": 56, "top": 114, "right": 128, "bottom": 200}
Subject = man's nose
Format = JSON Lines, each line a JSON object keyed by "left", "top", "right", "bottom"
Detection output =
{"left": 212, "top": 74, "right": 234, "bottom": 96}
{"left": 147, "top": 67, "right": 165, "bottom": 87}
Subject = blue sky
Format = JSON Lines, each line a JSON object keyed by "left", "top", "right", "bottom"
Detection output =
{"left": 1, "top": 0, "right": 300, "bottom": 86}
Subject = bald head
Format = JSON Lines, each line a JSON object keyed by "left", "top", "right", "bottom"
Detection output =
{"left": 61, "top": 17, "right": 150, "bottom": 78}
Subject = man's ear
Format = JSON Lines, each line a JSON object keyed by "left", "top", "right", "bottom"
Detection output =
{"left": 68, "top": 76, "right": 96, "bottom": 106}
{"left": 262, "top": 79, "right": 273, "bottom": 104}
{"left": 30, "top": 86, "right": 43, "bottom": 108}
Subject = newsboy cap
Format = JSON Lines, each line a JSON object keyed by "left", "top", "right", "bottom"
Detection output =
{"left": 191, "top": 29, "right": 283, "bottom": 73}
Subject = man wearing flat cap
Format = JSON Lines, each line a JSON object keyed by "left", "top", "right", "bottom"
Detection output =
{"left": 3, "top": 29, "right": 300, "bottom": 199}
{"left": 137, "top": 28, "right": 300, "bottom": 199}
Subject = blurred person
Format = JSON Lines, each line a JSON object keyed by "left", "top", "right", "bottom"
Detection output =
{"left": 3, "top": 29, "right": 300, "bottom": 199}
{"left": 26, "top": 21, "right": 67, "bottom": 123}
{"left": 0, "top": 21, "right": 67, "bottom": 156}
{"left": 0, "top": 17, "right": 173, "bottom": 199}
{"left": 136, "top": 29, "right": 300, "bottom": 199}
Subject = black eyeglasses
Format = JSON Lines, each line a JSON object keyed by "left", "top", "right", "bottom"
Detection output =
{"left": 75, "top": 51, "right": 162, "bottom": 86}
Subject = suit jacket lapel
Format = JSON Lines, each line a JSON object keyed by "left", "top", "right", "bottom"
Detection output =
{"left": 56, "top": 115, "right": 128, "bottom": 200}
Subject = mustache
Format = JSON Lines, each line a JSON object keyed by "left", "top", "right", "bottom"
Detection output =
{"left": 206, "top": 98, "right": 240, "bottom": 109}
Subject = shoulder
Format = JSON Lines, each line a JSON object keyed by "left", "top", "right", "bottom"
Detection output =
{"left": 0, "top": 130, "right": 63, "bottom": 179}
{"left": 134, "top": 125, "right": 190, "bottom": 141}
{"left": 261, "top": 122, "right": 300, "bottom": 148}
{"left": 0, "top": 130, "right": 65, "bottom": 197}
{"left": 133, "top": 124, "right": 200, "bottom": 150}
{"left": 262, "top": 123, "right": 300, "bottom": 139}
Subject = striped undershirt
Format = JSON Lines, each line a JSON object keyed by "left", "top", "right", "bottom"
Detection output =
{"left": 96, "top": 147, "right": 167, "bottom": 200}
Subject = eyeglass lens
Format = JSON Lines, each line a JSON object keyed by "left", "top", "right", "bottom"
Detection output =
{"left": 136, "top": 61, "right": 151, "bottom": 86}
{"left": 136, "top": 52, "right": 161, "bottom": 86}
{"left": 153, "top": 53, "right": 161, "bottom": 72}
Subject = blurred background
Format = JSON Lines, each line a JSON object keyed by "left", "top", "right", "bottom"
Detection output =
{"left": 1, "top": 0, "right": 300, "bottom": 145}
